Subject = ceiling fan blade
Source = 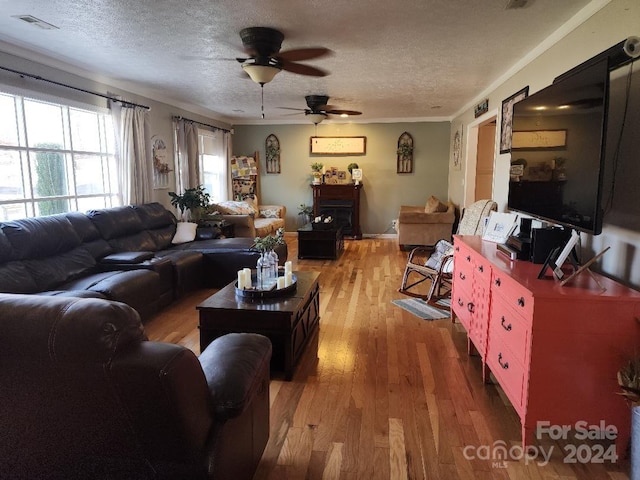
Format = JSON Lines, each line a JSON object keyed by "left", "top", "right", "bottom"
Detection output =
{"left": 277, "top": 107, "right": 308, "bottom": 112}
{"left": 281, "top": 61, "right": 328, "bottom": 77}
{"left": 324, "top": 109, "right": 363, "bottom": 116}
{"left": 277, "top": 47, "right": 332, "bottom": 62}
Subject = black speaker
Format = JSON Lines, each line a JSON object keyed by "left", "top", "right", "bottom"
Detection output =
{"left": 519, "top": 217, "right": 532, "bottom": 238}
{"left": 530, "top": 228, "right": 571, "bottom": 264}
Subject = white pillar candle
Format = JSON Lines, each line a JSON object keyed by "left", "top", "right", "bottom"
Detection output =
{"left": 277, "top": 277, "right": 286, "bottom": 289}
{"left": 284, "top": 261, "right": 292, "bottom": 274}
{"left": 237, "top": 270, "right": 245, "bottom": 289}
{"left": 285, "top": 271, "right": 293, "bottom": 287}
{"left": 243, "top": 268, "right": 252, "bottom": 288}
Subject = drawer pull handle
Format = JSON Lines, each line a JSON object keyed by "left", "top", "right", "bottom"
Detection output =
{"left": 500, "top": 316, "right": 512, "bottom": 331}
{"left": 517, "top": 297, "right": 525, "bottom": 307}
{"left": 457, "top": 298, "right": 464, "bottom": 307}
{"left": 466, "top": 255, "right": 471, "bottom": 262}
{"left": 494, "top": 278, "right": 501, "bottom": 287}
{"left": 455, "top": 246, "right": 460, "bottom": 252}
{"left": 478, "top": 265, "right": 484, "bottom": 273}
{"left": 498, "top": 353, "right": 509, "bottom": 370}
{"left": 459, "top": 272, "right": 466, "bottom": 280}
{"left": 467, "top": 302, "right": 475, "bottom": 313}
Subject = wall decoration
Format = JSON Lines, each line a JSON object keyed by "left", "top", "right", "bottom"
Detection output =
{"left": 499, "top": 86, "right": 529, "bottom": 154}
{"left": 474, "top": 99, "right": 489, "bottom": 118}
{"left": 265, "top": 134, "right": 281, "bottom": 173}
{"left": 397, "top": 131, "right": 414, "bottom": 173}
{"left": 152, "top": 135, "right": 171, "bottom": 189}
{"left": 310, "top": 136, "right": 366, "bottom": 155}
{"left": 452, "top": 126, "right": 462, "bottom": 171}
{"left": 511, "top": 129, "right": 567, "bottom": 150}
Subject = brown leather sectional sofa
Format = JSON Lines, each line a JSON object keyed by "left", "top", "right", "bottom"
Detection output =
{"left": 0, "top": 202, "right": 288, "bottom": 320}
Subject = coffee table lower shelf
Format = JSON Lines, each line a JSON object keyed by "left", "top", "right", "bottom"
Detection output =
{"left": 197, "top": 270, "right": 320, "bottom": 380}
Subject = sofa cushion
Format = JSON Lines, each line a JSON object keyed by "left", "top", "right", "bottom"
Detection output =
{"left": 254, "top": 217, "right": 285, "bottom": 238}
{"left": 108, "top": 231, "right": 157, "bottom": 252}
{"left": 0, "top": 261, "right": 38, "bottom": 293}
{"left": 0, "top": 229, "right": 15, "bottom": 263}
{"left": 132, "top": 203, "right": 177, "bottom": 230}
{"left": 23, "top": 247, "right": 97, "bottom": 291}
{"left": 425, "top": 195, "right": 448, "bottom": 213}
{"left": 87, "top": 206, "right": 144, "bottom": 240}
{"left": 2, "top": 215, "right": 81, "bottom": 259}
{"left": 64, "top": 212, "right": 103, "bottom": 242}
{"left": 172, "top": 222, "right": 197, "bottom": 244}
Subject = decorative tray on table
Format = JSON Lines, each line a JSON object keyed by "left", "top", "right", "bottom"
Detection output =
{"left": 235, "top": 271, "right": 297, "bottom": 299}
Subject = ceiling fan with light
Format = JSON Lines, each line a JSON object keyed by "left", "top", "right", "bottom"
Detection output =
{"left": 280, "top": 95, "right": 363, "bottom": 124}
{"left": 237, "top": 27, "right": 330, "bottom": 84}
{"left": 236, "top": 27, "right": 331, "bottom": 118}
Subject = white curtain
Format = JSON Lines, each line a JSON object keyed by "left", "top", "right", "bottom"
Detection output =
{"left": 110, "top": 101, "right": 153, "bottom": 205}
{"left": 174, "top": 119, "right": 200, "bottom": 192}
{"left": 224, "top": 131, "right": 232, "bottom": 199}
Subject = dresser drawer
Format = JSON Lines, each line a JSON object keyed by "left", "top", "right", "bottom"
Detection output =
{"left": 486, "top": 338, "right": 526, "bottom": 413}
{"left": 453, "top": 248, "right": 474, "bottom": 291}
{"left": 452, "top": 286, "right": 473, "bottom": 332}
{"left": 489, "top": 300, "right": 529, "bottom": 366}
{"left": 491, "top": 270, "right": 534, "bottom": 319}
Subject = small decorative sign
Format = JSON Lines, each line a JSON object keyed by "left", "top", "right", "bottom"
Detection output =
{"left": 474, "top": 99, "right": 489, "bottom": 118}
{"left": 310, "top": 136, "right": 366, "bottom": 155}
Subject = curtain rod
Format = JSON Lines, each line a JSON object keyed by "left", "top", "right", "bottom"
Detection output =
{"left": 0, "top": 65, "right": 150, "bottom": 110}
{"left": 172, "top": 115, "right": 231, "bottom": 133}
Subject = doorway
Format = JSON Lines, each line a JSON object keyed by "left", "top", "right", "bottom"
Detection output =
{"left": 463, "top": 113, "right": 498, "bottom": 207}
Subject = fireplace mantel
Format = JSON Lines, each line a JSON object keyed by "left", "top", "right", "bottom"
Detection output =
{"left": 311, "top": 183, "right": 362, "bottom": 239}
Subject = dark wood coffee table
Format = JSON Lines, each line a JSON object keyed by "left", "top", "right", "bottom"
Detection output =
{"left": 197, "top": 270, "right": 320, "bottom": 380}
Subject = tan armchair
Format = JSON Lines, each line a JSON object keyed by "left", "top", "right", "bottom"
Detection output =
{"left": 212, "top": 201, "right": 286, "bottom": 238}
{"left": 397, "top": 196, "right": 455, "bottom": 249}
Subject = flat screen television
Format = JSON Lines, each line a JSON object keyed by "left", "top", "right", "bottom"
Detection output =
{"left": 507, "top": 58, "right": 610, "bottom": 235}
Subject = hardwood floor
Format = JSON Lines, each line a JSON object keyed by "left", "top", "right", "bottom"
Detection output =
{"left": 144, "top": 236, "right": 631, "bottom": 479}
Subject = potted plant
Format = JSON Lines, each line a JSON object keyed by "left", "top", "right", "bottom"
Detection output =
{"left": 310, "top": 162, "right": 324, "bottom": 185}
{"left": 298, "top": 203, "right": 313, "bottom": 226}
{"left": 168, "top": 185, "right": 211, "bottom": 224}
{"left": 347, "top": 162, "right": 359, "bottom": 175}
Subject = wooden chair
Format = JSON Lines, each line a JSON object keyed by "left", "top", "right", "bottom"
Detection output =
{"left": 398, "top": 199, "right": 497, "bottom": 303}
{"left": 398, "top": 239, "right": 454, "bottom": 303}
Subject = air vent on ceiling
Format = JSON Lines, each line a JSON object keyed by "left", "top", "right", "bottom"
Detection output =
{"left": 505, "top": 0, "right": 529, "bottom": 9}
{"left": 12, "top": 15, "right": 59, "bottom": 30}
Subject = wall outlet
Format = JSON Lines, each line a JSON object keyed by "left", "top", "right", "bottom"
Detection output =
{"left": 391, "top": 219, "right": 398, "bottom": 231}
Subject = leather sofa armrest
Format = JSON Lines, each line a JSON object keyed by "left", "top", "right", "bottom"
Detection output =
{"left": 219, "top": 214, "right": 255, "bottom": 238}
{"left": 99, "top": 251, "right": 155, "bottom": 264}
{"left": 198, "top": 333, "right": 272, "bottom": 420}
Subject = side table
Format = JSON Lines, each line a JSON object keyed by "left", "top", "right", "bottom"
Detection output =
{"left": 297, "top": 224, "right": 343, "bottom": 259}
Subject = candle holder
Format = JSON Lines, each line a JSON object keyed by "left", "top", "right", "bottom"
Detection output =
{"left": 235, "top": 270, "right": 297, "bottom": 299}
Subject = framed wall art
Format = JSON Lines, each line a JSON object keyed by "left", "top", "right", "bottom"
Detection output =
{"left": 265, "top": 134, "right": 281, "bottom": 173}
{"left": 452, "top": 126, "right": 462, "bottom": 171}
{"left": 499, "top": 86, "right": 529, "bottom": 154}
{"left": 310, "top": 136, "right": 366, "bottom": 155}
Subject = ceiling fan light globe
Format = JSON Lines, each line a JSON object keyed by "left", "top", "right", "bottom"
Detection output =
{"left": 307, "top": 113, "right": 326, "bottom": 124}
{"left": 242, "top": 63, "right": 281, "bottom": 84}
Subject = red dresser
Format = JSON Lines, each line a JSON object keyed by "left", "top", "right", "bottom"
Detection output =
{"left": 452, "top": 235, "right": 640, "bottom": 458}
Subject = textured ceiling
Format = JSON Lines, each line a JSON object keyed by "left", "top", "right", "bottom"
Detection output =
{"left": 0, "top": 0, "right": 596, "bottom": 124}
